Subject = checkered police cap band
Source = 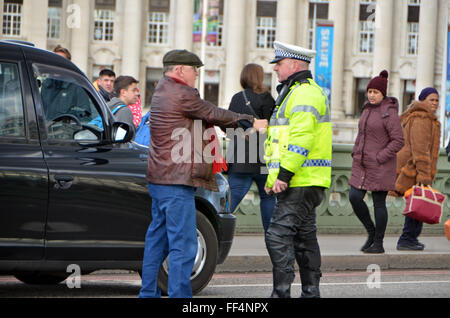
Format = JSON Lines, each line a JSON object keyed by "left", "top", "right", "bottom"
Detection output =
{"left": 270, "top": 41, "right": 316, "bottom": 64}
{"left": 274, "top": 49, "right": 312, "bottom": 63}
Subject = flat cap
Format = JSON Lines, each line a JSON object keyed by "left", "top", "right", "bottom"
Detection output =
{"left": 270, "top": 41, "right": 316, "bottom": 64}
{"left": 163, "top": 49, "right": 204, "bottom": 67}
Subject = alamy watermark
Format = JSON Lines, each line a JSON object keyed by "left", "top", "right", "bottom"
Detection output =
{"left": 366, "top": 264, "right": 381, "bottom": 289}
{"left": 366, "top": 3, "right": 382, "bottom": 29}
{"left": 67, "top": 4, "right": 81, "bottom": 29}
{"left": 66, "top": 264, "right": 81, "bottom": 289}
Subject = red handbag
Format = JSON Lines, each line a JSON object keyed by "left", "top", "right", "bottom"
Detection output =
{"left": 403, "top": 185, "right": 446, "bottom": 225}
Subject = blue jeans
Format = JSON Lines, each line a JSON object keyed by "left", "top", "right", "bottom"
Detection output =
{"left": 139, "top": 183, "right": 197, "bottom": 298}
{"left": 398, "top": 216, "right": 423, "bottom": 245}
{"left": 228, "top": 172, "right": 276, "bottom": 232}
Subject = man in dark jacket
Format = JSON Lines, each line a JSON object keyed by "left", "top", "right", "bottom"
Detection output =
{"left": 94, "top": 69, "right": 116, "bottom": 102}
{"left": 107, "top": 76, "right": 139, "bottom": 139}
{"left": 139, "top": 49, "right": 267, "bottom": 298}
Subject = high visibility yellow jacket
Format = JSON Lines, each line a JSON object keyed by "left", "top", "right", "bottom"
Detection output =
{"left": 265, "top": 76, "right": 332, "bottom": 189}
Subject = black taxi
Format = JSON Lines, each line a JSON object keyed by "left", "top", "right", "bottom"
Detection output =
{"left": 0, "top": 40, "right": 235, "bottom": 295}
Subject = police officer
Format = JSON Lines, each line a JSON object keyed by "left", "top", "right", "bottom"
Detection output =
{"left": 264, "top": 41, "right": 332, "bottom": 298}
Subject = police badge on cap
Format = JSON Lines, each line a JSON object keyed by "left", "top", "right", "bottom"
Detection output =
{"left": 270, "top": 41, "right": 316, "bottom": 64}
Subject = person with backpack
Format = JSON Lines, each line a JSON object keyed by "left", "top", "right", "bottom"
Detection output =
{"left": 107, "top": 76, "right": 140, "bottom": 139}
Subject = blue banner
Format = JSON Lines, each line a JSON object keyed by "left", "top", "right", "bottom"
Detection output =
{"left": 315, "top": 23, "right": 334, "bottom": 104}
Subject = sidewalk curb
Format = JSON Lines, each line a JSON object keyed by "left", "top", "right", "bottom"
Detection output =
{"left": 216, "top": 254, "right": 450, "bottom": 273}
{"left": 217, "top": 234, "right": 450, "bottom": 273}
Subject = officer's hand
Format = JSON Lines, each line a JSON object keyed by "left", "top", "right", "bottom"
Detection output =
{"left": 264, "top": 186, "right": 272, "bottom": 195}
{"left": 253, "top": 119, "right": 268, "bottom": 131}
{"left": 272, "top": 179, "right": 288, "bottom": 194}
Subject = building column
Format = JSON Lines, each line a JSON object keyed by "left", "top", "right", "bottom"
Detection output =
{"left": 296, "top": 0, "right": 310, "bottom": 47}
{"left": 121, "top": 0, "right": 143, "bottom": 78}
{"left": 23, "top": 0, "right": 48, "bottom": 49}
{"left": 174, "top": 0, "right": 194, "bottom": 50}
{"left": 416, "top": 0, "right": 439, "bottom": 98}
{"left": 223, "top": 0, "right": 247, "bottom": 107}
{"left": 390, "top": 72, "right": 402, "bottom": 110}
{"left": 343, "top": 70, "right": 354, "bottom": 117}
{"left": 372, "top": 0, "right": 393, "bottom": 76}
{"left": 0, "top": 2, "right": 3, "bottom": 29}
{"left": 329, "top": 0, "right": 346, "bottom": 120}
{"left": 70, "top": 0, "right": 92, "bottom": 73}
{"left": 276, "top": 0, "right": 297, "bottom": 44}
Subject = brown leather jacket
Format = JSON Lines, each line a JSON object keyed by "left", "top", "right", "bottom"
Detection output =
{"left": 147, "top": 76, "right": 254, "bottom": 191}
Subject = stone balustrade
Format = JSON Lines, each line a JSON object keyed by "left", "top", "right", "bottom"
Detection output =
{"left": 230, "top": 144, "right": 450, "bottom": 234}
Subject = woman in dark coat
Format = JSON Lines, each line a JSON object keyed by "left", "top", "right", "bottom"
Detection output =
{"left": 349, "top": 70, "right": 405, "bottom": 254}
{"left": 226, "top": 63, "right": 276, "bottom": 232}
{"left": 392, "top": 87, "right": 441, "bottom": 251}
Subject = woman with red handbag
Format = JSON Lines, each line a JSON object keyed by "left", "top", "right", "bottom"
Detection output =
{"left": 390, "top": 87, "right": 441, "bottom": 251}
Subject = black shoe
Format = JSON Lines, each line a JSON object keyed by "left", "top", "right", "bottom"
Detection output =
{"left": 415, "top": 241, "right": 425, "bottom": 248}
{"left": 270, "top": 269, "right": 294, "bottom": 298}
{"left": 300, "top": 285, "right": 321, "bottom": 298}
{"left": 397, "top": 242, "right": 424, "bottom": 251}
{"left": 361, "top": 234, "right": 375, "bottom": 252}
{"left": 299, "top": 270, "right": 321, "bottom": 298}
{"left": 363, "top": 243, "right": 385, "bottom": 254}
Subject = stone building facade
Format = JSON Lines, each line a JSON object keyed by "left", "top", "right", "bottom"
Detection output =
{"left": 1, "top": 0, "right": 449, "bottom": 143}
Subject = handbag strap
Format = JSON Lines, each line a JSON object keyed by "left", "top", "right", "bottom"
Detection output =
{"left": 421, "top": 184, "right": 438, "bottom": 202}
{"left": 242, "top": 91, "right": 260, "bottom": 119}
{"left": 417, "top": 185, "right": 442, "bottom": 204}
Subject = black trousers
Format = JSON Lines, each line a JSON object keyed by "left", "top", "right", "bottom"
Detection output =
{"left": 349, "top": 187, "right": 388, "bottom": 242}
{"left": 398, "top": 215, "right": 423, "bottom": 245}
{"left": 265, "top": 187, "right": 324, "bottom": 298}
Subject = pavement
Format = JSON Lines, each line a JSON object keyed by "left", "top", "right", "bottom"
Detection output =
{"left": 216, "top": 234, "right": 450, "bottom": 273}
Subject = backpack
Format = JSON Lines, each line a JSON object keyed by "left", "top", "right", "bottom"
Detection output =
{"left": 89, "top": 104, "right": 127, "bottom": 130}
{"left": 135, "top": 110, "right": 151, "bottom": 146}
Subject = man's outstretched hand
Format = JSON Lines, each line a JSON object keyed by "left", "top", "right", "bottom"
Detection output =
{"left": 253, "top": 119, "right": 268, "bottom": 131}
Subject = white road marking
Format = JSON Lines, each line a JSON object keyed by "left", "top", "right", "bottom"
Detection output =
{"left": 208, "top": 281, "right": 450, "bottom": 288}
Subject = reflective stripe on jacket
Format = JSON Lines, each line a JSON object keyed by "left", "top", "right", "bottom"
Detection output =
{"left": 265, "top": 78, "right": 332, "bottom": 188}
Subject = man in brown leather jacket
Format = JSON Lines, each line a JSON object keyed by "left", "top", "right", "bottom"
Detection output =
{"left": 139, "top": 49, "right": 268, "bottom": 298}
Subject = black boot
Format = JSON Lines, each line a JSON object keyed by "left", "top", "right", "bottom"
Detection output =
{"left": 364, "top": 241, "right": 384, "bottom": 253}
{"left": 361, "top": 231, "right": 375, "bottom": 252}
{"left": 300, "top": 270, "right": 321, "bottom": 298}
{"left": 270, "top": 269, "right": 294, "bottom": 298}
{"left": 364, "top": 232, "right": 385, "bottom": 254}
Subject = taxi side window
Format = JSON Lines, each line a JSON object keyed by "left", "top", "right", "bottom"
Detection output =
{"left": 0, "top": 62, "right": 25, "bottom": 138}
{"left": 33, "top": 64, "right": 104, "bottom": 141}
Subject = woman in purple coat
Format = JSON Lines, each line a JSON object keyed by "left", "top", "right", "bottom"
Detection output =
{"left": 349, "top": 70, "right": 405, "bottom": 254}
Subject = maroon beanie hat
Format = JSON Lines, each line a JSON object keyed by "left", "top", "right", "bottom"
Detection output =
{"left": 367, "top": 70, "right": 389, "bottom": 96}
